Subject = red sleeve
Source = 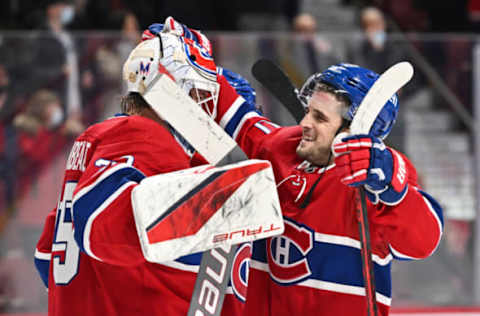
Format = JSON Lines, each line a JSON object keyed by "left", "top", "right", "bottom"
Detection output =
{"left": 371, "top": 153, "right": 443, "bottom": 260}
{"left": 34, "top": 208, "right": 56, "bottom": 287}
{"left": 71, "top": 117, "right": 191, "bottom": 266}
{"left": 215, "top": 74, "right": 283, "bottom": 159}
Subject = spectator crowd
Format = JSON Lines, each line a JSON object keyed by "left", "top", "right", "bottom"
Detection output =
{"left": 0, "top": 0, "right": 478, "bottom": 312}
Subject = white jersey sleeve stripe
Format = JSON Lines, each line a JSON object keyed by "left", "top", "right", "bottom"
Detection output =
{"left": 254, "top": 121, "right": 272, "bottom": 134}
{"left": 250, "top": 258, "right": 392, "bottom": 306}
{"left": 299, "top": 279, "right": 392, "bottom": 307}
{"left": 34, "top": 248, "right": 52, "bottom": 260}
{"left": 315, "top": 232, "right": 393, "bottom": 266}
{"left": 232, "top": 112, "right": 261, "bottom": 140}
{"left": 219, "top": 96, "right": 245, "bottom": 129}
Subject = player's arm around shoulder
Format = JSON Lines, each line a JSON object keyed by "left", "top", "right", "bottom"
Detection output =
{"left": 333, "top": 134, "right": 443, "bottom": 259}
{"left": 216, "top": 69, "right": 283, "bottom": 159}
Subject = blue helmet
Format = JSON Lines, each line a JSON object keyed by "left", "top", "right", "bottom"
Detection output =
{"left": 298, "top": 63, "right": 399, "bottom": 139}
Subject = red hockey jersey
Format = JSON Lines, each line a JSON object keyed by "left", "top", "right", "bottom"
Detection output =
{"left": 213, "top": 75, "right": 444, "bottom": 316}
{"left": 34, "top": 114, "right": 249, "bottom": 316}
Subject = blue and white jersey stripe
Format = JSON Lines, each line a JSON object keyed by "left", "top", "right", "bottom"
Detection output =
{"left": 251, "top": 228, "right": 393, "bottom": 306}
{"left": 254, "top": 120, "right": 280, "bottom": 135}
{"left": 34, "top": 249, "right": 51, "bottom": 288}
{"left": 72, "top": 163, "right": 145, "bottom": 260}
{"left": 72, "top": 163, "right": 207, "bottom": 268}
{"left": 220, "top": 96, "right": 260, "bottom": 140}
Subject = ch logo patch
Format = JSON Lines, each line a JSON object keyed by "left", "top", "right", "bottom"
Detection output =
{"left": 231, "top": 243, "right": 252, "bottom": 302}
{"left": 267, "top": 219, "right": 314, "bottom": 284}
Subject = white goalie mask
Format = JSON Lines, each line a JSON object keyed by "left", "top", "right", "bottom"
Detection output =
{"left": 122, "top": 33, "right": 220, "bottom": 118}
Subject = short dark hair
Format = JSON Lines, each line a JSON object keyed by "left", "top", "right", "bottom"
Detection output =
{"left": 309, "top": 82, "right": 351, "bottom": 120}
{"left": 120, "top": 92, "right": 150, "bottom": 114}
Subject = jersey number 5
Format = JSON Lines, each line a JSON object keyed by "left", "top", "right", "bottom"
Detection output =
{"left": 52, "top": 181, "right": 80, "bottom": 285}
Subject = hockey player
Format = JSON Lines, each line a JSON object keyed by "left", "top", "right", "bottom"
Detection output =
{"left": 219, "top": 65, "right": 443, "bottom": 316}
{"left": 33, "top": 31, "right": 252, "bottom": 316}
{"left": 220, "top": 68, "right": 443, "bottom": 316}
{"left": 143, "top": 21, "right": 443, "bottom": 316}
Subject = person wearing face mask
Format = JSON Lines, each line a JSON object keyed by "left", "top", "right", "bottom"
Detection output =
{"left": 345, "top": 6, "right": 408, "bottom": 152}
{"left": 13, "top": 90, "right": 82, "bottom": 232}
{"left": 31, "top": 0, "right": 82, "bottom": 127}
{"left": 60, "top": 4, "right": 75, "bottom": 26}
{"left": 6, "top": 88, "right": 82, "bottom": 312}
{"left": 346, "top": 7, "right": 405, "bottom": 75}
{"left": 13, "top": 89, "right": 83, "bottom": 136}
{"left": 362, "top": 7, "right": 387, "bottom": 51}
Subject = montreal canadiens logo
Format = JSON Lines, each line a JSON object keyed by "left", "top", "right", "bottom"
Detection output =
{"left": 139, "top": 61, "right": 151, "bottom": 75}
{"left": 231, "top": 243, "right": 252, "bottom": 302}
{"left": 267, "top": 219, "right": 314, "bottom": 284}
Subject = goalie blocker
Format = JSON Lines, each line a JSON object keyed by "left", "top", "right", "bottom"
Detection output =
{"left": 132, "top": 159, "right": 284, "bottom": 263}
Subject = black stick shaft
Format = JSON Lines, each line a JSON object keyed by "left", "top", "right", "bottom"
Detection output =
{"left": 251, "top": 59, "right": 304, "bottom": 123}
{"left": 356, "top": 187, "right": 379, "bottom": 316}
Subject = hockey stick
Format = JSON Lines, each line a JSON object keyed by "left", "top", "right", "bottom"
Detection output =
{"left": 252, "top": 59, "right": 414, "bottom": 315}
{"left": 251, "top": 58, "right": 304, "bottom": 123}
{"left": 142, "top": 74, "right": 283, "bottom": 316}
{"left": 147, "top": 76, "right": 241, "bottom": 316}
{"left": 349, "top": 61, "right": 414, "bottom": 316}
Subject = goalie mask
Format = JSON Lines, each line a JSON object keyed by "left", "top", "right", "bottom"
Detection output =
{"left": 123, "top": 32, "right": 219, "bottom": 118}
{"left": 298, "top": 63, "right": 399, "bottom": 139}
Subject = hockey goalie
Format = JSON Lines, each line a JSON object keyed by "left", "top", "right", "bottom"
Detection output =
{"left": 33, "top": 27, "right": 283, "bottom": 316}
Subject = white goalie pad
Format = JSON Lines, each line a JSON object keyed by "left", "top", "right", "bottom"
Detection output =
{"left": 131, "top": 159, "right": 284, "bottom": 263}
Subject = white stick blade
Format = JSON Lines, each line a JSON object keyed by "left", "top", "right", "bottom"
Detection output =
{"left": 144, "top": 75, "right": 237, "bottom": 165}
{"left": 350, "top": 61, "right": 414, "bottom": 134}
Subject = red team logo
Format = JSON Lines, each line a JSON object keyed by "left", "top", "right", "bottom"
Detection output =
{"left": 231, "top": 243, "right": 252, "bottom": 302}
{"left": 182, "top": 37, "right": 217, "bottom": 79}
{"left": 267, "top": 219, "right": 314, "bottom": 284}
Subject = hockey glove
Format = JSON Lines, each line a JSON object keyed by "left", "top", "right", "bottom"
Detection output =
{"left": 143, "top": 19, "right": 257, "bottom": 106}
{"left": 217, "top": 67, "right": 257, "bottom": 106}
{"left": 142, "top": 16, "right": 213, "bottom": 56}
{"left": 332, "top": 133, "right": 408, "bottom": 205}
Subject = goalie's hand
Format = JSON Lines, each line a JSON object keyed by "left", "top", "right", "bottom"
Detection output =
{"left": 332, "top": 133, "right": 408, "bottom": 205}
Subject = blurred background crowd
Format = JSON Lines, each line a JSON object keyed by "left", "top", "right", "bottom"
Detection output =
{"left": 0, "top": 0, "right": 479, "bottom": 314}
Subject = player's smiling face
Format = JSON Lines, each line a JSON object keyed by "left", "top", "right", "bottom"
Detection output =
{"left": 296, "top": 90, "right": 344, "bottom": 166}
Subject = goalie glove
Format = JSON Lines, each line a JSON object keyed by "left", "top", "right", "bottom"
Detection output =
{"left": 217, "top": 66, "right": 257, "bottom": 106}
{"left": 142, "top": 16, "right": 213, "bottom": 56}
{"left": 332, "top": 133, "right": 408, "bottom": 205}
{"left": 142, "top": 18, "right": 257, "bottom": 107}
